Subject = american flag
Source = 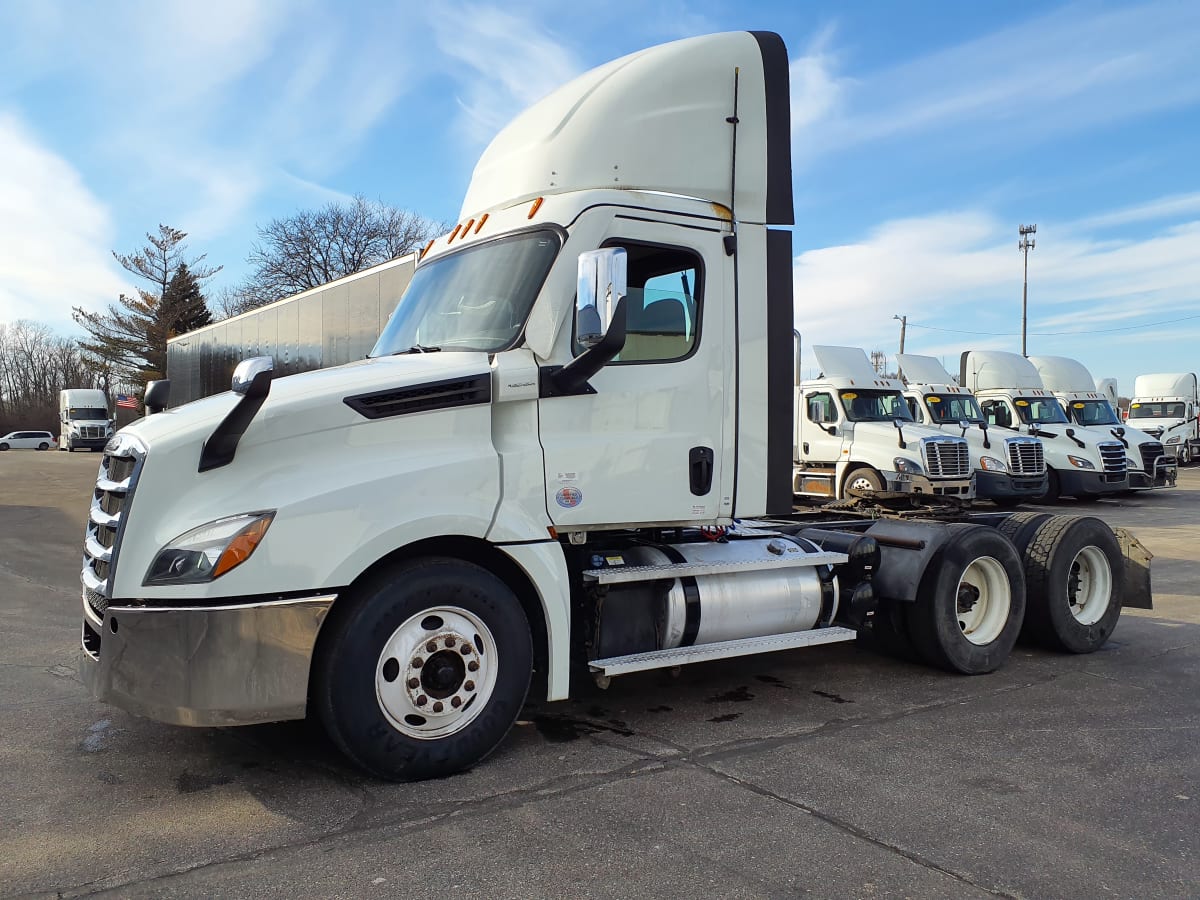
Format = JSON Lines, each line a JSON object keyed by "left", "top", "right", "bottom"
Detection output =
{"left": 116, "top": 394, "right": 138, "bottom": 410}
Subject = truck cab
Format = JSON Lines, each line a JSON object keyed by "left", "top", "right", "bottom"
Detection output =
{"left": 1029, "top": 356, "right": 1174, "bottom": 490}
{"left": 1128, "top": 373, "right": 1200, "bottom": 465}
{"left": 59, "top": 388, "right": 112, "bottom": 452}
{"left": 896, "top": 353, "right": 1045, "bottom": 505}
{"left": 961, "top": 351, "right": 1128, "bottom": 500}
{"left": 794, "top": 346, "right": 974, "bottom": 500}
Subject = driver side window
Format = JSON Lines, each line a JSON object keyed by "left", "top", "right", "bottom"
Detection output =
{"left": 980, "top": 399, "right": 1012, "bottom": 428}
{"left": 807, "top": 392, "right": 836, "bottom": 424}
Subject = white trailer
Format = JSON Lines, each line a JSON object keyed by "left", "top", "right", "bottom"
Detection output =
{"left": 1128, "top": 373, "right": 1200, "bottom": 464}
{"left": 59, "top": 389, "right": 112, "bottom": 452}
{"left": 896, "top": 353, "right": 1046, "bottom": 505}
{"left": 960, "top": 351, "right": 1129, "bottom": 500}
{"left": 78, "top": 32, "right": 1153, "bottom": 780}
{"left": 1030, "top": 356, "right": 1174, "bottom": 490}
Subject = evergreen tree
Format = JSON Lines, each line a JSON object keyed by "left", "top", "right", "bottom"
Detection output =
{"left": 73, "top": 226, "right": 219, "bottom": 389}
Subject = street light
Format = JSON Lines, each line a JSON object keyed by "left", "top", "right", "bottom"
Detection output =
{"left": 1019, "top": 224, "right": 1037, "bottom": 357}
{"left": 893, "top": 314, "right": 907, "bottom": 355}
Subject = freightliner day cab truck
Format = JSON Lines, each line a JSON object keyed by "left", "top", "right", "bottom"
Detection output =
{"left": 59, "top": 388, "right": 113, "bottom": 452}
{"left": 79, "top": 32, "right": 1153, "bottom": 781}
{"left": 961, "top": 350, "right": 1129, "bottom": 501}
{"left": 897, "top": 353, "right": 1046, "bottom": 506}
{"left": 1029, "top": 356, "right": 1175, "bottom": 491}
{"left": 793, "top": 346, "right": 975, "bottom": 501}
{"left": 1128, "top": 373, "right": 1200, "bottom": 465}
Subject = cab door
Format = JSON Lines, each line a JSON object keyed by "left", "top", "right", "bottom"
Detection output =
{"left": 537, "top": 218, "right": 734, "bottom": 528}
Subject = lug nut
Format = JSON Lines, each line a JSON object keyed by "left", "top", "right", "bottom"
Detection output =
{"left": 465, "top": 680, "right": 475, "bottom": 691}
{"left": 426, "top": 641, "right": 438, "bottom": 653}
{"left": 467, "top": 661, "right": 479, "bottom": 672}
{"left": 432, "top": 701, "right": 444, "bottom": 713}
{"left": 460, "top": 645, "right": 472, "bottom": 656}
{"left": 412, "top": 658, "right": 423, "bottom": 669}
{"left": 407, "top": 678, "right": 420, "bottom": 689}
{"left": 416, "top": 695, "right": 428, "bottom": 706}
{"left": 451, "top": 697, "right": 462, "bottom": 708}
{"left": 445, "top": 636, "right": 456, "bottom": 648}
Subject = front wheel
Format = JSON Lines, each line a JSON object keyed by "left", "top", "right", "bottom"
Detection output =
{"left": 907, "top": 525, "right": 1026, "bottom": 674}
{"left": 314, "top": 558, "right": 533, "bottom": 781}
{"left": 844, "top": 467, "right": 884, "bottom": 498}
{"left": 0, "top": 443, "right": 8, "bottom": 451}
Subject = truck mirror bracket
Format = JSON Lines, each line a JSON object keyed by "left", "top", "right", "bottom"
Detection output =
{"left": 541, "top": 297, "right": 628, "bottom": 398}
{"left": 198, "top": 367, "right": 273, "bottom": 472}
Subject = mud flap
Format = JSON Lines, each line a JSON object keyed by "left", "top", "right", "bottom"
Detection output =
{"left": 1114, "top": 527, "right": 1153, "bottom": 610}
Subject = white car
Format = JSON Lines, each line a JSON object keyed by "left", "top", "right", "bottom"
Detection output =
{"left": 0, "top": 430, "right": 56, "bottom": 451}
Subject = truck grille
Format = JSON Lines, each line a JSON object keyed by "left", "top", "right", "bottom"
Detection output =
{"left": 1005, "top": 438, "right": 1045, "bottom": 475}
{"left": 1143, "top": 426, "right": 1163, "bottom": 439}
{"left": 1098, "top": 441, "right": 1127, "bottom": 477}
{"left": 79, "top": 425, "right": 106, "bottom": 439}
{"left": 82, "top": 435, "right": 145, "bottom": 620}
{"left": 921, "top": 438, "right": 971, "bottom": 478}
{"left": 1138, "top": 441, "right": 1165, "bottom": 473}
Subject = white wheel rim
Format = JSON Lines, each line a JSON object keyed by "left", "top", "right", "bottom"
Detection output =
{"left": 375, "top": 606, "right": 499, "bottom": 740}
{"left": 1067, "top": 546, "right": 1112, "bottom": 625}
{"left": 849, "top": 475, "right": 877, "bottom": 493}
{"left": 955, "top": 556, "right": 1011, "bottom": 645}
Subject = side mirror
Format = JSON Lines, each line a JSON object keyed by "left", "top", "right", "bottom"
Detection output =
{"left": 1065, "top": 427, "right": 1075, "bottom": 438}
{"left": 233, "top": 356, "right": 274, "bottom": 395}
{"left": 576, "top": 248, "right": 627, "bottom": 348}
{"left": 144, "top": 380, "right": 171, "bottom": 415}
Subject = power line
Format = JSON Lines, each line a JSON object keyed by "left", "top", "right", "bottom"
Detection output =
{"left": 907, "top": 312, "right": 1200, "bottom": 337}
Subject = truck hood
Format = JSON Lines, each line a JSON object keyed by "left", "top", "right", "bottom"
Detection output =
{"left": 850, "top": 420, "right": 960, "bottom": 446}
{"left": 120, "top": 353, "right": 492, "bottom": 454}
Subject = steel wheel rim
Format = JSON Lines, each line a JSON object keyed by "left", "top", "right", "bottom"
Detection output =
{"left": 375, "top": 606, "right": 499, "bottom": 740}
{"left": 956, "top": 556, "right": 1011, "bottom": 645}
{"left": 849, "top": 475, "right": 877, "bottom": 493}
{"left": 1067, "top": 546, "right": 1111, "bottom": 625}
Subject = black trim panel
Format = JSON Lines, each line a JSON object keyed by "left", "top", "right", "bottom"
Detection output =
{"left": 749, "top": 32, "right": 794, "bottom": 226}
{"left": 765, "top": 228, "right": 795, "bottom": 515}
{"left": 345, "top": 374, "right": 491, "bottom": 419}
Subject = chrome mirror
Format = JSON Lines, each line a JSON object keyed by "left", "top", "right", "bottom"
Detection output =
{"left": 144, "top": 379, "right": 171, "bottom": 415}
{"left": 576, "top": 248, "right": 627, "bottom": 348}
{"left": 232, "top": 357, "right": 274, "bottom": 395}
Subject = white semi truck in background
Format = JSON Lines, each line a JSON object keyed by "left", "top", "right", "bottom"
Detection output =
{"left": 59, "top": 389, "right": 113, "bottom": 452}
{"left": 896, "top": 354, "right": 1046, "bottom": 506}
{"left": 960, "top": 351, "right": 1129, "bottom": 500}
{"left": 1128, "top": 373, "right": 1200, "bottom": 465}
{"left": 1029, "top": 356, "right": 1174, "bottom": 491}
{"left": 78, "top": 32, "right": 1153, "bottom": 781}
{"left": 793, "top": 346, "right": 975, "bottom": 501}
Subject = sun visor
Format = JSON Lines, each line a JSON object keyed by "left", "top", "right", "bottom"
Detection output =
{"left": 460, "top": 31, "right": 793, "bottom": 226}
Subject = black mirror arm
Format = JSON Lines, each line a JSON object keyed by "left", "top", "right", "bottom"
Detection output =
{"left": 550, "top": 298, "right": 628, "bottom": 396}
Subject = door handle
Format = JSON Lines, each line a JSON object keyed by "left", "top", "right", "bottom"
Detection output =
{"left": 689, "top": 446, "right": 714, "bottom": 495}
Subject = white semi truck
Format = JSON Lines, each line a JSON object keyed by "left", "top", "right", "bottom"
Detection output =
{"left": 896, "top": 354, "right": 1046, "bottom": 505}
{"left": 960, "top": 350, "right": 1129, "bottom": 500}
{"left": 1029, "top": 356, "right": 1175, "bottom": 490}
{"left": 59, "top": 389, "right": 113, "bottom": 452}
{"left": 79, "top": 32, "right": 1152, "bottom": 781}
{"left": 1128, "top": 373, "right": 1200, "bottom": 464}
{"left": 793, "top": 346, "right": 975, "bottom": 501}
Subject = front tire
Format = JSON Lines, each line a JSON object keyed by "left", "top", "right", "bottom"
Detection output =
{"left": 0, "top": 443, "right": 8, "bottom": 451}
{"left": 907, "top": 525, "right": 1026, "bottom": 674}
{"left": 315, "top": 558, "right": 533, "bottom": 781}
{"left": 844, "top": 467, "right": 885, "bottom": 498}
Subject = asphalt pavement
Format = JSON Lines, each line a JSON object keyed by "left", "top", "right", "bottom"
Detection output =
{"left": 1, "top": 450, "right": 1196, "bottom": 898}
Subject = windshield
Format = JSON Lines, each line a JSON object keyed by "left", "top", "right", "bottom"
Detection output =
{"left": 1068, "top": 399, "right": 1120, "bottom": 426}
{"left": 371, "top": 229, "right": 560, "bottom": 356}
{"left": 1129, "top": 401, "right": 1185, "bottom": 419}
{"left": 840, "top": 390, "right": 913, "bottom": 422}
{"left": 924, "top": 394, "right": 984, "bottom": 424}
{"left": 68, "top": 407, "right": 107, "bottom": 420}
{"left": 1013, "top": 396, "right": 1068, "bottom": 425}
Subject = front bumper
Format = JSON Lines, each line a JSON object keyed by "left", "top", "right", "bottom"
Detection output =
{"left": 80, "top": 593, "right": 335, "bottom": 726}
{"left": 69, "top": 436, "right": 110, "bottom": 449}
{"left": 1056, "top": 468, "right": 1128, "bottom": 497}
{"left": 1128, "top": 458, "right": 1178, "bottom": 490}
{"left": 906, "top": 473, "right": 974, "bottom": 499}
{"left": 976, "top": 470, "right": 1047, "bottom": 500}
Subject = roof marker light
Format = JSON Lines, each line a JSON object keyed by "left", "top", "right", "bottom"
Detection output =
{"left": 447, "top": 223, "right": 462, "bottom": 243}
{"left": 462, "top": 218, "right": 475, "bottom": 237}
{"left": 528, "top": 197, "right": 544, "bottom": 219}
{"left": 419, "top": 239, "right": 435, "bottom": 259}
{"left": 474, "top": 213, "right": 488, "bottom": 233}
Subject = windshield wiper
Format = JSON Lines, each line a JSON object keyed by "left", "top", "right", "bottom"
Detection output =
{"left": 391, "top": 345, "right": 443, "bottom": 355}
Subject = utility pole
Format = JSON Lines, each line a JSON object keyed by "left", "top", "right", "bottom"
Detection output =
{"left": 893, "top": 314, "right": 907, "bottom": 355}
{"left": 1019, "top": 224, "right": 1037, "bottom": 357}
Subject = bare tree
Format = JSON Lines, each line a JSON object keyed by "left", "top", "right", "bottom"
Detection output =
{"left": 229, "top": 196, "right": 441, "bottom": 313}
{"left": 0, "top": 320, "right": 107, "bottom": 433}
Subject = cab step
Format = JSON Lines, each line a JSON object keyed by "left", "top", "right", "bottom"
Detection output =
{"left": 589, "top": 627, "right": 858, "bottom": 676}
{"left": 582, "top": 552, "right": 847, "bottom": 585}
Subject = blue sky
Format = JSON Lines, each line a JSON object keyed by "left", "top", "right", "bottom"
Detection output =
{"left": 1, "top": 0, "right": 1198, "bottom": 392}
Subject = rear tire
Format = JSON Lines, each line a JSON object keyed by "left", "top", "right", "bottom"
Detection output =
{"left": 908, "top": 525, "right": 1025, "bottom": 674}
{"left": 315, "top": 557, "right": 532, "bottom": 781}
{"left": 37, "top": 442, "right": 49, "bottom": 450}
{"left": 1017, "top": 516, "right": 1123, "bottom": 653}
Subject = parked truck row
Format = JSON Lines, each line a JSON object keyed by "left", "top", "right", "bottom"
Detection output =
{"left": 82, "top": 31, "right": 1156, "bottom": 781}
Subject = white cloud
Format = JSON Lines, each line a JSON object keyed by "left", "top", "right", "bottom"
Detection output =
{"left": 790, "top": 25, "right": 846, "bottom": 134}
{"left": 0, "top": 113, "right": 127, "bottom": 329}
{"left": 1072, "top": 192, "right": 1200, "bottom": 231}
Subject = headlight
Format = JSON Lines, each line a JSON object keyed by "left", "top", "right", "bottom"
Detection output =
{"left": 1067, "top": 455, "right": 1096, "bottom": 470}
{"left": 1166, "top": 436, "right": 1181, "bottom": 444}
{"left": 144, "top": 511, "right": 275, "bottom": 585}
{"left": 979, "top": 455, "right": 1008, "bottom": 472}
{"left": 893, "top": 457, "right": 924, "bottom": 475}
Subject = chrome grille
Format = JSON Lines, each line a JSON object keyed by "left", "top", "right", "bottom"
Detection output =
{"left": 1005, "top": 438, "right": 1045, "bottom": 476}
{"left": 1098, "top": 441, "right": 1127, "bottom": 476}
{"left": 82, "top": 435, "right": 145, "bottom": 618}
{"left": 1139, "top": 441, "right": 1165, "bottom": 473}
{"left": 79, "top": 425, "right": 106, "bottom": 439}
{"left": 921, "top": 437, "right": 971, "bottom": 478}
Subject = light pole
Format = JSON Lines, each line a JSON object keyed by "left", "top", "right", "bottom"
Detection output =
{"left": 1019, "top": 224, "right": 1037, "bottom": 357}
{"left": 893, "top": 314, "right": 907, "bottom": 355}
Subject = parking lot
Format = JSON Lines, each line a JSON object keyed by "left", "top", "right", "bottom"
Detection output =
{"left": 2, "top": 450, "right": 1197, "bottom": 899}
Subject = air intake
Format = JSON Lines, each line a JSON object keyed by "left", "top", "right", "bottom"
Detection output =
{"left": 345, "top": 375, "right": 492, "bottom": 420}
